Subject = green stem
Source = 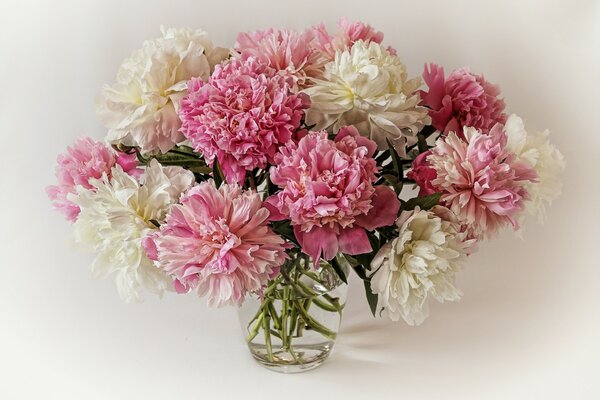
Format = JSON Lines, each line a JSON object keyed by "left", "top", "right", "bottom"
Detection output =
{"left": 246, "top": 257, "right": 346, "bottom": 361}
{"left": 296, "top": 299, "right": 311, "bottom": 337}
{"left": 267, "top": 302, "right": 281, "bottom": 331}
{"left": 295, "top": 281, "right": 343, "bottom": 314}
{"left": 246, "top": 297, "right": 271, "bottom": 330}
{"left": 281, "top": 286, "right": 289, "bottom": 350}
{"left": 294, "top": 299, "right": 337, "bottom": 341}
{"left": 311, "top": 297, "right": 339, "bottom": 313}
{"left": 246, "top": 312, "right": 264, "bottom": 343}
{"left": 262, "top": 310, "right": 274, "bottom": 362}
{"left": 288, "top": 307, "right": 298, "bottom": 338}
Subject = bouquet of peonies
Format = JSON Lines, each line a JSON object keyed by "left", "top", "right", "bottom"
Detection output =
{"left": 47, "top": 20, "right": 564, "bottom": 372}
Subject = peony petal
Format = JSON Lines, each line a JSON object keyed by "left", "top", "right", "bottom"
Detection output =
{"left": 338, "top": 226, "right": 372, "bottom": 255}
{"left": 355, "top": 186, "right": 400, "bottom": 230}
{"left": 141, "top": 234, "right": 159, "bottom": 261}
{"left": 294, "top": 225, "right": 339, "bottom": 262}
{"left": 263, "top": 195, "right": 286, "bottom": 221}
{"left": 173, "top": 279, "right": 189, "bottom": 294}
{"left": 335, "top": 125, "right": 378, "bottom": 156}
{"left": 420, "top": 63, "right": 446, "bottom": 110}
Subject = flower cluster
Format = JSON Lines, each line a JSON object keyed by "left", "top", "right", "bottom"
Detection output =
{"left": 145, "top": 181, "right": 287, "bottom": 307}
{"left": 179, "top": 57, "right": 309, "bottom": 185}
{"left": 304, "top": 40, "right": 430, "bottom": 156}
{"left": 96, "top": 27, "right": 229, "bottom": 154}
{"left": 46, "top": 137, "right": 140, "bottom": 221}
{"left": 235, "top": 18, "right": 388, "bottom": 90}
{"left": 420, "top": 63, "right": 507, "bottom": 136}
{"left": 235, "top": 28, "right": 326, "bottom": 89}
{"left": 370, "top": 207, "right": 474, "bottom": 325}
{"left": 48, "top": 22, "right": 564, "bottom": 328}
{"left": 427, "top": 125, "right": 537, "bottom": 239}
{"left": 266, "top": 126, "right": 399, "bottom": 262}
{"left": 71, "top": 159, "right": 194, "bottom": 302}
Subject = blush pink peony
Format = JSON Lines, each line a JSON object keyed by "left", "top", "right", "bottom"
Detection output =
{"left": 426, "top": 125, "right": 537, "bottom": 239}
{"left": 178, "top": 57, "right": 310, "bottom": 185}
{"left": 420, "top": 63, "right": 507, "bottom": 136}
{"left": 148, "top": 181, "right": 288, "bottom": 307}
{"left": 46, "top": 137, "right": 139, "bottom": 221}
{"left": 266, "top": 126, "right": 400, "bottom": 262}
{"left": 312, "top": 18, "right": 390, "bottom": 60}
{"left": 235, "top": 28, "right": 327, "bottom": 89}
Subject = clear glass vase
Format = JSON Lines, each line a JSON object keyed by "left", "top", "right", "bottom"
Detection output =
{"left": 237, "top": 254, "right": 349, "bottom": 373}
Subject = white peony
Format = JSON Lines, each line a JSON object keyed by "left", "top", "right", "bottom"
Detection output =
{"left": 504, "top": 114, "right": 565, "bottom": 222}
{"left": 70, "top": 159, "right": 195, "bottom": 302}
{"left": 370, "top": 207, "right": 473, "bottom": 325}
{"left": 96, "top": 26, "right": 229, "bottom": 154}
{"left": 303, "top": 40, "right": 430, "bottom": 156}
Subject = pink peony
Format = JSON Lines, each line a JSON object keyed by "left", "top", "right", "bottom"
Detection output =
{"left": 235, "top": 28, "right": 327, "bottom": 89}
{"left": 178, "top": 57, "right": 310, "bottom": 185}
{"left": 149, "top": 181, "right": 288, "bottom": 307}
{"left": 337, "top": 18, "right": 384, "bottom": 47}
{"left": 267, "top": 126, "right": 400, "bottom": 262}
{"left": 407, "top": 151, "right": 438, "bottom": 196}
{"left": 426, "top": 125, "right": 537, "bottom": 239}
{"left": 46, "top": 137, "right": 139, "bottom": 221}
{"left": 312, "top": 18, "right": 390, "bottom": 60}
{"left": 420, "top": 64, "right": 507, "bottom": 136}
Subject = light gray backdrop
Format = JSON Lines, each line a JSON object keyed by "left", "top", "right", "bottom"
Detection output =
{"left": 1, "top": 0, "right": 598, "bottom": 399}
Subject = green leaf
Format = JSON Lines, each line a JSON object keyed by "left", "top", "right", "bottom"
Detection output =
{"left": 212, "top": 158, "right": 224, "bottom": 188}
{"left": 265, "top": 174, "right": 275, "bottom": 196}
{"left": 172, "top": 144, "right": 197, "bottom": 155}
{"left": 406, "top": 147, "right": 420, "bottom": 160}
{"left": 417, "top": 134, "right": 428, "bottom": 153}
{"left": 403, "top": 193, "right": 442, "bottom": 211}
{"left": 367, "top": 231, "right": 380, "bottom": 254}
{"left": 382, "top": 173, "right": 404, "bottom": 195}
{"left": 136, "top": 151, "right": 147, "bottom": 165}
{"left": 271, "top": 220, "right": 299, "bottom": 247}
{"left": 363, "top": 280, "right": 378, "bottom": 317}
{"left": 375, "top": 149, "right": 391, "bottom": 163}
{"left": 342, "top": 254, "right": 359, "bottom": 267}
{"left": 420, "top": 124, "right": 437, "bottom": 139}
{"left": 330, "top": 257, "right": 348, "bottom": 284}
{"left": 378, "top": 225, "right": 397, "bottom": 241}
{"left": 350, "top": 264, "right": 369, "bottom": 280}
{"left": 355, "top": 254, "right": 373, "bottom": 270}
{"left": 386, "top": 138, "right": 401, "bottom": 174}
{"left": 187, "top": 165, "right": 212, "bottom": 175}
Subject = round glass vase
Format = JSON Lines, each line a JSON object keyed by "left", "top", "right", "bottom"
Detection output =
{"left": 237, "top": 254, "right": 349, "bottom": 373}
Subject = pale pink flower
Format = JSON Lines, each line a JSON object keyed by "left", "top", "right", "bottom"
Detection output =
{"left": 312, "top": 18, "right": 389, "bottom": 60}
{"left": 149, "top": 181, "right": 287, "bottom": 307}
{"left": 235, "top": 28, "right": 327, "bottom": 89}
{"left": 337, "top": 18, "right": 384, "bottom": 47}
{"left": 426, "top": 125, "right": 537, "bottom": 239}
{"left": 266, "top": 126, "right": 400, "bottom": 261}
{"left": 420, "top": 64, "right": 507, "bottom": 136}
{"left": 178, "top": 57, "right": 310, "bottom": 185}
{"left": 46, "top": 137, "right": 139, "bottom": 221}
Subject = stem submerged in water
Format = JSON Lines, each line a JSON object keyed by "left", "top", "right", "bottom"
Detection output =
{"left": 245, "top": 257, "right": 346, "bottom": 363}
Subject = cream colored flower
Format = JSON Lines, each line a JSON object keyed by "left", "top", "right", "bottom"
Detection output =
{"left": 70, "top": 160, "right": 194, "bottom": 302}
{"left": 96, "top": 27, "right": 229, "bottom": 154}
{"left": 303, "top": 41, "right": 430, "bottom": 155}
{"left": 370, "top": 207, "right": 472, "bottom": 325}
{"left": 504, "top": 114, "right": 565, "bottom": 222}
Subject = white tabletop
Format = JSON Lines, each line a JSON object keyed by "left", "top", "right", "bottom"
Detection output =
{"left": 1, "top": 1, "right": 599, "bottom": 399}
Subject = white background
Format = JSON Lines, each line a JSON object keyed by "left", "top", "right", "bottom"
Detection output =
{"left": 1, "top": 0, "right": 599, "bottom": 399}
